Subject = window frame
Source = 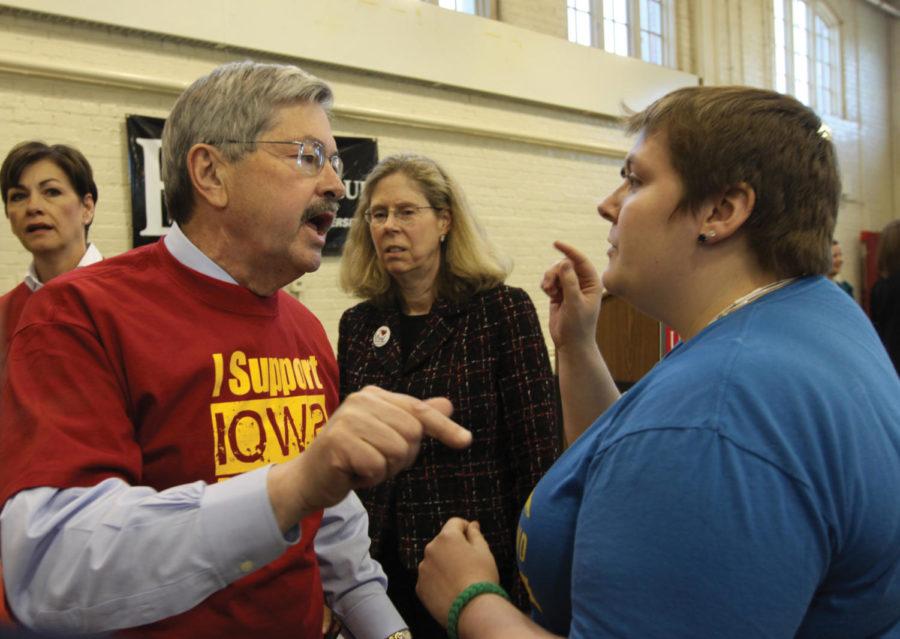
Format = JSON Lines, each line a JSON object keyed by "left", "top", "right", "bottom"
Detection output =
{"left": 772, "top": 0, "right": 843, "bottom": 117}
{"left": 566, "top": 0, "right": 675, "bottom": 68}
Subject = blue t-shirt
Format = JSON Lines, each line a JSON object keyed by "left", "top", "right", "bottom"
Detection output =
{"left": 517, "top": 277, "right": 900, "bottom": 638}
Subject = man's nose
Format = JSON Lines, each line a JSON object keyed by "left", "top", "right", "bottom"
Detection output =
{"left": 319, "top": 163, "right": 346, "bottom": 200}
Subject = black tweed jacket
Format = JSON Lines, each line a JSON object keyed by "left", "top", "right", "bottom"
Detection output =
{"left": 337, "top": 284, "right": 561, "bottom": 607}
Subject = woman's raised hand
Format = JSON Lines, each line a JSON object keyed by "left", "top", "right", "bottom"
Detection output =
{"left": 540, "top": 241, "right": 603, "bottom": 352}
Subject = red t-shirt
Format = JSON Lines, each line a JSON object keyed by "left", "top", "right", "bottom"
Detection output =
{"left": 0, "top": 281, "right": 31, "bottom": 372}
{"left": 0, "top": 241, "right": 339, "bottom": 638}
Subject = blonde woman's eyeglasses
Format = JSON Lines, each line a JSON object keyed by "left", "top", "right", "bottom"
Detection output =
{"left": 364, "top": 205, "right": 436, "bottom": 226}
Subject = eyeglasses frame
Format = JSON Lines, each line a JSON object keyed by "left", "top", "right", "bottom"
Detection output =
{"left": 213, "top": 138, "right": 343, "bottom": 178}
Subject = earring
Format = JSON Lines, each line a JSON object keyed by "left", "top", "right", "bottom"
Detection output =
{"left": 440, "top": 234, "right": 446, "bottom": 243}
{"left": 698, "top": 230, "right": 717, "bottom": 244}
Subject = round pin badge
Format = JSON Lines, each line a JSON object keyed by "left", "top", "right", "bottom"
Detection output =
{"left": 373, "top": 325, "right": 391, "bottom": 348}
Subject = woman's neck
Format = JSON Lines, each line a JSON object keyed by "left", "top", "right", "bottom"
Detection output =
{"left": 663, "top": 249, "right": 781, "bottom": 342}
{"left": 397, "top": 276, "right": 437, "bottom": 316}
{"left": 33, "top": 242, "right": 87, "bottom": 285}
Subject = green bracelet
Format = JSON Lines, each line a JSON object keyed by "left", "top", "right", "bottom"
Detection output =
{"left": 447, "top": 581, "right": 510, "bottom": 639}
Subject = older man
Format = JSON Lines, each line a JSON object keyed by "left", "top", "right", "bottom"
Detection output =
{"left": 0, "top": 61, "right": 470, "bottom": 639}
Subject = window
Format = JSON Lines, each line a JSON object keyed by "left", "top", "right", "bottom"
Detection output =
{"left": 423, "top": 0, "right": 490, "bottom": 16}
{"left": 773, "top": 0, "right": 841, "bottom": 115}
{"left": 566, "top": 0, "right": 671, "bottom": 66}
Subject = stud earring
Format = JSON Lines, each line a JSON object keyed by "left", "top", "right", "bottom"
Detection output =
{"left": 698, "top": 230, "right": 717, "bottom": 244}
{"left": 440, "top": 234, "right": 446, "bottom": 243}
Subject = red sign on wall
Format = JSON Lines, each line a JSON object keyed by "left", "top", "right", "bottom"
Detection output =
{"left": 662, "top": 325, "right": 681, "bottom": 354}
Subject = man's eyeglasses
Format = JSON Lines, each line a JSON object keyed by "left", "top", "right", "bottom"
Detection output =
{"left": 364, "top": 205, "right": 437, "bottom": 226}
{"left": 216, "top": 139, "right": 343, "bottom": 178}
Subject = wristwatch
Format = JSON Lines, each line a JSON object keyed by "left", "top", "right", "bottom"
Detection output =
{"left": 385, "top": 630, "right": 413, "bottom": 639}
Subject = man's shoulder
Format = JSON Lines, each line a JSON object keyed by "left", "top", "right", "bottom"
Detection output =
{"left": 21, "top": 244, "right": 161, "bottom": 325}
{"left": 46, "top": 243, "right": 159, "bottom": 293}
{"left": 277, "top": 289, "right": 327, "bottom": 324}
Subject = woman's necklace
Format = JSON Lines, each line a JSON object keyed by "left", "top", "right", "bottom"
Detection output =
{"left": 708, "top": 277, "right": 798, "bottom": 326}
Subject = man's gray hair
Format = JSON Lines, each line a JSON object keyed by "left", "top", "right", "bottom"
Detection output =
{"left": 161, "top": 60, "right": 333, "bottom": 224}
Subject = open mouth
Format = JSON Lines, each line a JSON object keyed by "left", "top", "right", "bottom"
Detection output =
{"left": 384, "top": 246, "right": 405, "bottom": 254}
{"left": 304, "top": 210, "right": 335, "bottom": 236}
{"left": 25, "top": 223, "right": 53, "bottom": 234}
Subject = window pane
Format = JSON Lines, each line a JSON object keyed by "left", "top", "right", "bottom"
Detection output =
{"left": 774, "top": 0, "right": 787, "bottom": 93}
{"left": 604, "top": 19, "right": 616, "bottom": 52}
{"left": 649, "top": 0, "right": 661, "bottom": 33}
{"left": 641, "top": 32, "right": 662, "bottom": 64}
{"left": 567, "top": 0, "right": 593, "bottom": 46}
{"left": 577, "top": 10, "right": 592, "bottom": 45}
{"left": 438, "top": 0, "right": 476, "bottom": 12}
{"left": 817, "top": 63, "right": 831, "bottom": 113}
{"left": 794, "top": 52, "right": 809, "bottom": 104}
{"left": 603, "top": 0, "right": 630, "bottom": 56}
{"left": 793, "top": 21, "right": 807, "bottom": 57}
{"left": 640, "top": 0, "right": 648, "bottom": 30}
{"left": 793, "top": 0, "right": 807, "bottom": 30}
{"left": 614, "top": 22, "right": 629, "bottom": 55}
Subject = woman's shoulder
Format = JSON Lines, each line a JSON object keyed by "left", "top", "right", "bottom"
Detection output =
{"left": 340, "top": 299, "right": 379, "bottom": 319}
{"left": 338, "top": 299, "right": 391, "bottom": 334}
{"left": 471, "top": 283, "right": 534, "bottom": 309}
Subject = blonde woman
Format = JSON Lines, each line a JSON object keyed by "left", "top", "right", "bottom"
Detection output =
{"left": 338, "top": 154, "right": 560, "bottom": 638}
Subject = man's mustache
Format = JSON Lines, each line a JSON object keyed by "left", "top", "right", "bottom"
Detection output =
{"left": 302, "top": 200, "right": 340, "bottom": 222}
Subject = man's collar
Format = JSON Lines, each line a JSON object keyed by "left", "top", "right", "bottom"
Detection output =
{"left": 163, "top": 223, "right": 238, "bottom": 285}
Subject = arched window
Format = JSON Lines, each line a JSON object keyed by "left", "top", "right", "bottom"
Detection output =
{"left": 773, "top": 0, "right": 841, "bottom": 115}
{"left": 567, "top": 0, "right": 672, "bottom": 66}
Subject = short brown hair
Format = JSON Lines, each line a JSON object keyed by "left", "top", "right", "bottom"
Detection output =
{"left": 877, "top": 220, "right": 900, "bottom": 278}
{"left": 1, "top": 141, "right": 98, "bottom": 237}
{"left": 627, "top": 86, "right": 840, "bottom": 277}
{"left": 339, "top": 154, "right": 510, "bottom": 307}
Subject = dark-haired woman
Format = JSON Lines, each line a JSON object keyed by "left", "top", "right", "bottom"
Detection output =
{"left": 0, "top": 141, "right": 102, "bottom": 356}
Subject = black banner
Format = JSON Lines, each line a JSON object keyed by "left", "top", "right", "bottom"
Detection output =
{"left": 126, "top": 115, "right": 377, "bottom": 254}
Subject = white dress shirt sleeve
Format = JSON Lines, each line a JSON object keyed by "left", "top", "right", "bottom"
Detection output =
{"left": 0, "top": 467, "right": 403, "bottom": 635}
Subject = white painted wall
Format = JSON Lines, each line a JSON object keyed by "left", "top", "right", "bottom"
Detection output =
{"left": 0, "top": 0, "right": 895, "bottom": 355}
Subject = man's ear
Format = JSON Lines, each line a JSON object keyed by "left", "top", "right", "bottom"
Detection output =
{"left": 186, "top": 144, "right": 229, "bottom": 210}
{"left": 698, "top": 181, "right": 756, "bottom": 242}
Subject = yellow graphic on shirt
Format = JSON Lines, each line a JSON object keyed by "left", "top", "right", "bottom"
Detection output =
{"left": 517, "top": 489, "right": 543, "bottom": 613}
{"left": 210, "top": 351, "right": 327, "bottom": 481}
{"left": 211, "top": 351, "right": 323, "bottom": 398}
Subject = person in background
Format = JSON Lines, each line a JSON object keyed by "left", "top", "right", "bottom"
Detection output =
{"left": 871, "top": 219, "right": 900, "bottom": 375}
{"left": 338, "top": 154, "right": 560, "bottom": 638}
{"left": 0, "top": 141, "right": 103, "bottom": 627}
{"left": 0, "top": 61, "right": 472, "bottom": 639}
{"left": 828, "top": 239, "right": 854, "bottom": 297}
{"left": 0, "top": 141, "right": 102, "bottom": 357}
{"left": 416, "top": 86, "right": 900, "bottom": 638}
